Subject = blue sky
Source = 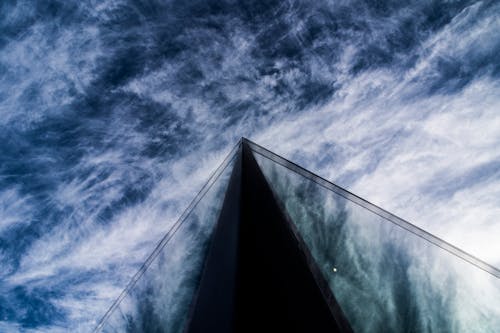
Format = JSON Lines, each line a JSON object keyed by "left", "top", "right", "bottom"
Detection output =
{"left": 0, "top": 0, "right": 499, "bottom": 331}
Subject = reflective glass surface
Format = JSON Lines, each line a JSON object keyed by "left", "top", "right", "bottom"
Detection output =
{"left": 97, "top": 154, "right": 235, "bottom": 333}
{"left": 254, "top": 149, "right": 500, "bottom": 333}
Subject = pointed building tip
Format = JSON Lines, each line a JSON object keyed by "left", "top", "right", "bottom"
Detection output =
{"left": 239, "top": 137, "right": 252, "bottom": 152}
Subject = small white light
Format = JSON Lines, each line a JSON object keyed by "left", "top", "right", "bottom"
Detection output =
{"left": 332, "top": 267, "right": 337, "bottom": 272}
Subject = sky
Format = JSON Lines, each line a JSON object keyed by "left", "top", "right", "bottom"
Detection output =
{"left": 0, "top": 0, "right": 499, "bottom": 331}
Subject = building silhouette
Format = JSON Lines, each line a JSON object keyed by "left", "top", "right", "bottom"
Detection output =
{"left": 95, "top": 138, "right": 500, "bottom": 333}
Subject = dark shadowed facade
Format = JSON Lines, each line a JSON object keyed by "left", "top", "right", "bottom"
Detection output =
{"left": 94, "top": 139, "right": 500, "bottom": 333}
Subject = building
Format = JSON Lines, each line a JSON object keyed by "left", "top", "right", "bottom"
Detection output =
{"left": 95, "top": 138, "right": 500, "bottom": 333}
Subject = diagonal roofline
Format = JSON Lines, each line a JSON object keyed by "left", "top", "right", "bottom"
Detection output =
{"left": 93, "top": 141, "right": 241, "bottom": 332}
{"left": 242, "top": 137, "right": 500, "bottom": 278}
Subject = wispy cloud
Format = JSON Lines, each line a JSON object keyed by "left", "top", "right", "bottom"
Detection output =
{"left": 0, "top": 0, "right": 498, "bottom": 330}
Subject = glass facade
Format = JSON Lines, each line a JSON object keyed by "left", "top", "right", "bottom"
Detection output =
{"left": 95, "top": 139, "right": 500, "bottom": 333}
{"left": 97, "top": 151, "right": 237, "bottom": 333}
{"left": 252, "top": 145, "right": 500, "bottom": 333}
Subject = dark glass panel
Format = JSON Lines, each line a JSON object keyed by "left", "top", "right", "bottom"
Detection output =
{"left": 98, "top": 153, "right": 236, "bottom": 333}
{"left": 254, "top": 150, "right": 500, "bottom": 333}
